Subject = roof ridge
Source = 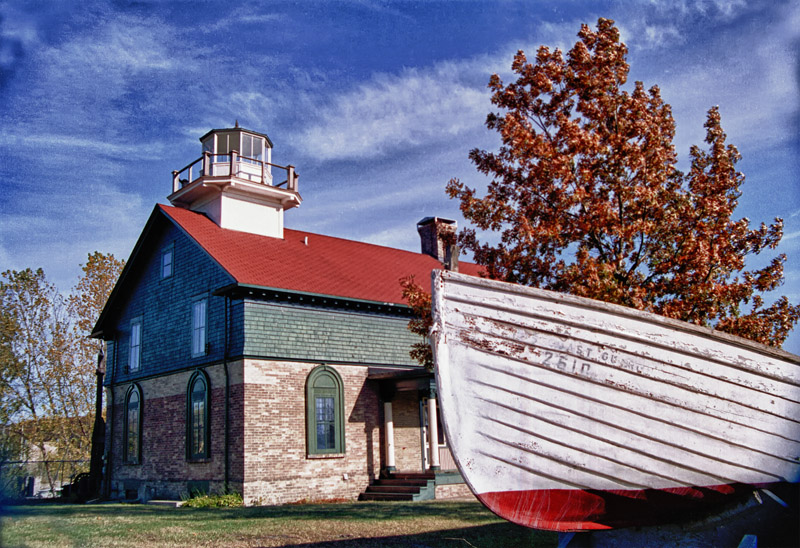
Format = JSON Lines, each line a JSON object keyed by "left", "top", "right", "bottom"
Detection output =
{"left": 157, "top": 203, "right": 482, "bottom": 305}
{"left": 160, "top": 203, "right": 433, "bottom": 260}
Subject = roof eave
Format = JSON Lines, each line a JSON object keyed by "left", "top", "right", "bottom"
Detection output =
{"left": 91, "top": 205, "right": 165, "bottom": 339}
{"left": 198, "top": 127, "right": 274, "bottom": 148}
{"left": 213, "top": 282, "right": 412, "bottom": 310}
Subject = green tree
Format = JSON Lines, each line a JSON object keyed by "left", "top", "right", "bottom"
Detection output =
{"left": 69, "top": 251, "right": 125, "bottom": 497}
{"left": 64, "top": 252, "right": 126, "bottom": 446}
{"left": 70, "top": 251, "right": 125, "bottom": 357}
{"left": 445, "top": 18, "right": 798, "bottom": 347}
{"left": 0, "top": 253, "right": 124, "bottom": 494}
{"left": 0, "top": 268, "right": 71, "bottom": 491}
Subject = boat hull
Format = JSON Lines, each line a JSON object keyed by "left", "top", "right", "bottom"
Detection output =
{"left": 478, "top": 484, "right": 765, "bottom": 531}
{"left": 431, "top": 271, "right": 800, "bottom": 531}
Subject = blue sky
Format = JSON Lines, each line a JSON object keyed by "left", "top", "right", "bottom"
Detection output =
{"left": 1, "top": 0, "right": 799, "bottom": 351}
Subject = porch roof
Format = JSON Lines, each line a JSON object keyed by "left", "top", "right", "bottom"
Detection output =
{"left": 368, "top": 367, "right": 434, "bottom": 398}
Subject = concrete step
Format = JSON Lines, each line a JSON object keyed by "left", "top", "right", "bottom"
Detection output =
{"left": 358, "top": 492, "right": 415, "bottom": 502}
{"left": 364, "top": 485, "right": 421, "bottom": 494}
{"left": 372, "top": 478, "right": 429, "bottom": 487}
{"left": 146, "top": 499, "right": 185, "bottom": 508}
{"left": 387, "top": 472, "right": 435, "bottom": 480}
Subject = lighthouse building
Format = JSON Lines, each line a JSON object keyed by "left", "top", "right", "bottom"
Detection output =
{"left": 92, "top": 125, "right": 478, "bottom": 504}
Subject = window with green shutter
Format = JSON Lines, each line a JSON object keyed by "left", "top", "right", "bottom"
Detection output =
{"left": 305, "top": 365, "right": 344, "bottom": 455}
{"left": 187, "top": 371, "right": 210, "bottom": 460}
{"left": 124, "top": 384, "right": 142, "bottom": 464}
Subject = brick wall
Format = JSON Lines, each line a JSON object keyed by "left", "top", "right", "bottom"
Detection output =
{"left": 240, "top": 359, "right": 381, "bottom": 505}
{"left": 106, "top": 359, "right": 390, "bottom": 505}
{"left": 435, "top": 484, "right": 474, "bottom": 499}
{"left": 390, "top": 391, "right": 424, "bottom": 471}
{"left": 105, "top": 363, "right": 237, "bottom": 501}
{"left": 417, "top": 217, "right": 456, "bottom": 262}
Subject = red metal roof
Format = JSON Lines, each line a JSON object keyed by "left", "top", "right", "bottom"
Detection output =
{"left": 160, "top": 204, "right": 482, "bottom": 305}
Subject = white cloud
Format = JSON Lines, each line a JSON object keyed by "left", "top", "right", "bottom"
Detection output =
{"left": 779, "top": 227, "right": 800, "bottom": 255}
{"left": 642, "top": 24, "right": 683, "bottom": 47}
{"left": 360, "top": 226, "right": 419, "bottom": 251}
{"left": 0, "top": 132, "right": 170, "bottom": 159}
{"left": 39, "top": 14, "right": 181, "bottom": 80}
{"left": 0, "top": 10, "right": 38, "bottom": 44}
{"left": 0, "top": 182, "right": 149, "bottom": 289}
{"left": 628, "top": 3, "right": 800, "bottom": 160}
{"left": 298, "top": 61, "right": 489, "bottom": 161}
{"left": 703, "top": 0, "right": 748, "bottom": 19}
{"left": 784, "top": 230, "right": 800, "bottom": 241}
{"left": 532, "top": 20, "right": 593, "bottom": 53}
{"left": 0, "top": 9, "right": 204, "bottom": 143}
{"left": 222, "top": 92, "right": 279, "bottom": 132}
{"left": 201, "top": 6, "right": 284, "bottom": 33}
{"left": 644, "top": 0, "right": 748, "bottom": 20}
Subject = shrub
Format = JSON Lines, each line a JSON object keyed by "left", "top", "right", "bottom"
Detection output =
{"left": 181, "top": 492, "right": 243, "bottom": 508}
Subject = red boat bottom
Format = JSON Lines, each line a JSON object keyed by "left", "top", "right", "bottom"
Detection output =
{"left": 478, "top": 484, "right": 756, "bottom": 531}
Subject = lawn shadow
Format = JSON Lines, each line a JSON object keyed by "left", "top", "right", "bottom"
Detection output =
{"left": 183, "top": 500, "right": 503, "bottom": 524}
{"left": 0, "top": 501, "right": 558, "bottom": 548}
{"left": 0, "top": 500, "right": 510, "bottom": 526}
{"left": 281, "top": 521, "right": 556, "bottom": 548}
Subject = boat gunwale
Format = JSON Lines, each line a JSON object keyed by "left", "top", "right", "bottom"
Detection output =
{"left": 446, "top": 292, "right": 800, "bottom": 388}
{"left": 453, "top": 311, "right": 800, "bottom": 412}
{"left": 436, "top": 270, "right": 800, "bottom": 365}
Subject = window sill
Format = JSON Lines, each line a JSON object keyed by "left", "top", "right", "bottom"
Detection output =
{"left": 187, "top": 457, "right": 211, "bottom": 464}
{"left": 307, "top": 453, "right": 345, "bottom": 459}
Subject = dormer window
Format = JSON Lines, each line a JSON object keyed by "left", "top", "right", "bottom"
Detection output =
{"left": 161, "top": 245, "right": 173, "bottom": 279}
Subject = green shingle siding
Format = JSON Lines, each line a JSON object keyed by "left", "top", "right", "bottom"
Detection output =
{"left": 107, "top": 222, "right": 233, "bottom": 384}
{"left": 242, "top": 299, "right": 420, "bottom": 366}
{"left": 105, "top": 217, "right": 424, "bottom": 384}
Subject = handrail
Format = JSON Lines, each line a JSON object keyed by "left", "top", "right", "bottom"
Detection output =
{"left": 172, "top": 151, "right": 298, "bottom": 193}
{"left": 174, "top": 156, "right": 203, "bottom": 176}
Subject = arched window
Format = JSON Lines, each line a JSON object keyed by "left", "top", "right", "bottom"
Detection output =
{"left": 306, "top": 365, "right": 345, "bottom": 455}
{"left": 187, "top": 371, "right": 210, "bottom": 460}
{"left": 124, "top": 384, "right": 142, "bottom": 464}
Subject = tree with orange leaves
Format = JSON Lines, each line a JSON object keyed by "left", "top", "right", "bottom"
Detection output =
{"left": 441, "top": 18, "right": 799, "bottom": 348}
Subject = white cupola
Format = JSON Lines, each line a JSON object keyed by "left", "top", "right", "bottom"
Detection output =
{"left": 167, "top": 123, "right": 301, "bottom": 238}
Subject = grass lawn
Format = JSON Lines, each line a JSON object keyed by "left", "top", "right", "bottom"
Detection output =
{"left": 0, "top": 500, "right": 558, "bottom": 547}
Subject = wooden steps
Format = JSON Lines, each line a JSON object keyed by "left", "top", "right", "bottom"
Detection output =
{"left": 358, "top": 471, "right": 435, "bottom": 502}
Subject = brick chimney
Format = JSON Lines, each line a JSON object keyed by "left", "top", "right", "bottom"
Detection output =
{"left": 417, "top": 217, "right": 458, "bottom": 271}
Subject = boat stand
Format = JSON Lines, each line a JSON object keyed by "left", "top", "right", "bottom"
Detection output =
{"left": 556, "top": 486, "right": 798, "bottom": 548}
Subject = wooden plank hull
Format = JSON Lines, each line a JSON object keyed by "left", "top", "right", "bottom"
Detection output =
{"left": 431, "top": 271, "right": 800, "bottom": 531}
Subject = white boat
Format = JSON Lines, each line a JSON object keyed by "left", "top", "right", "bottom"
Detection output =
{"left": 431, "top": 270, "right": 800, "bottom": 531}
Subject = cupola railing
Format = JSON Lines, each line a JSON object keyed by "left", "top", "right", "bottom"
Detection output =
{"left": 172, "top": 150, "right": 298, "bottom": 194}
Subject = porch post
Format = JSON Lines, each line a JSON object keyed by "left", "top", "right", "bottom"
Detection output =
{"left": 427, "top": 389, "right": 440, "bottom": 471}
{"left": 379, "top": 382, "right": 397, "bottom": 474}
{"left": 384, "top": 401, "right": 396, "bottom": 472}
